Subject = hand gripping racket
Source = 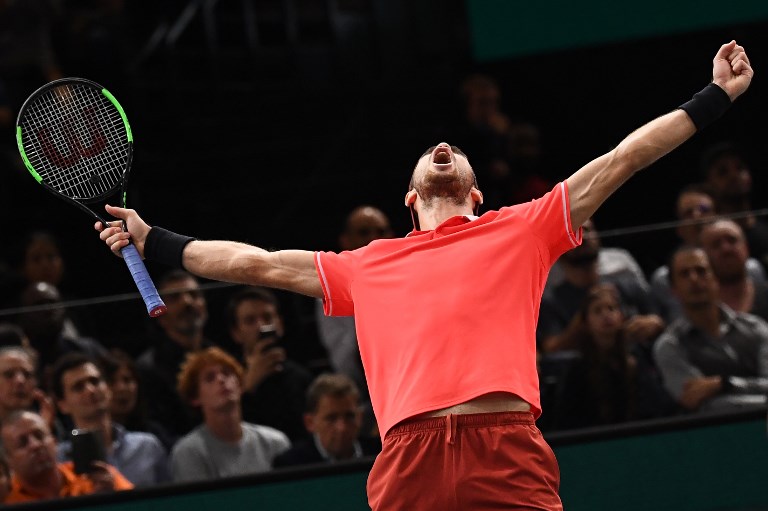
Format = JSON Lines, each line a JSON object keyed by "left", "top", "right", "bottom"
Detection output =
{"left": 15, "top": 77, "right": 167, "bottom": 317}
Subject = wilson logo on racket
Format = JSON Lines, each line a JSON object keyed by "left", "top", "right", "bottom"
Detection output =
{"left": 37, "top": 107, "right": 108, "bottom": 169}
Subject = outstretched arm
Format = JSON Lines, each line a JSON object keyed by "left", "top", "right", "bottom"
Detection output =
{"left": 566, "top": 40, "right": 753, "bottom": 228}
{"left": 97, "top": 205, "right": 323, "bottom": 298}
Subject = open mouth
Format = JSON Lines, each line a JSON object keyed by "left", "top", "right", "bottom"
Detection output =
{"left": 432, "top": 146, "right": 453, "bottom": 167}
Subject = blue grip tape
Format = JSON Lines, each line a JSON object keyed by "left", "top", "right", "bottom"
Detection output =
{"left": 121, "top": 244, "right": 167, "bottom": 317}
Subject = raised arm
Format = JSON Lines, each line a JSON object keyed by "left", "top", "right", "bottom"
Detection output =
{"left": 97, "top": 205, "right": 323, "bottom": 298}
{"left": 566, "top": 40, "right": 753, "bottom": 228}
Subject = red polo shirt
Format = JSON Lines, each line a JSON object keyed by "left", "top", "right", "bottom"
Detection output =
{"left": 315, "top": 182, "right": 581, "bottom": 437}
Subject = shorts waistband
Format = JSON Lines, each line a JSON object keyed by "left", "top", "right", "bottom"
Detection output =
{"left": 387, "top": 411, "right": 535, "bottom": 437}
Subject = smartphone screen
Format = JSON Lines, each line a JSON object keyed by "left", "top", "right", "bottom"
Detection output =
{"left": 70, "top": 429, "right": 107, "bottom": 474}
{"left": 258, "top": 324, "right": 281, "bottom": 353}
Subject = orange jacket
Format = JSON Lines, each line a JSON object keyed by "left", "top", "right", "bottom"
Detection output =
{"left": 5, "top": 461, "right": 133, "bottom": 504}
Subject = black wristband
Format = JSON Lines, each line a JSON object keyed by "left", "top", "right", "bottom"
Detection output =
{"left": 678, "top": 83, "right": 732, "bottom": 131}
{"left": 144, "top": 226, "right": 195, "bottom": 269}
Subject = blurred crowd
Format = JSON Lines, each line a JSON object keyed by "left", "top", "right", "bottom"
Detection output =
{"left": 0, "top": 1, "right": 766, "bottom": 505}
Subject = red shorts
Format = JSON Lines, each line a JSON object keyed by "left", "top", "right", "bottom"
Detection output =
{"left": 367, "top": 411, "right": 562, "bottom": 511}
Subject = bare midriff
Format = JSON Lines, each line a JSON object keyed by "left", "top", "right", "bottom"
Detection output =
{"left": 417, "top": 391, "right": 531, "bottom": 418}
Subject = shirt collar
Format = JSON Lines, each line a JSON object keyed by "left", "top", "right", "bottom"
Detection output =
{"left": 406, "top": 215, "right": 479, "bottom": 237}
{"left": 679, "top": 303, "right": 738, "bottom": 336}
{"left": 312, "top": 434, "right": 362, "bottom": 462}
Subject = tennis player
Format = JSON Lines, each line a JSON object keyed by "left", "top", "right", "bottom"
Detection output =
{"left": 99, "top": 41, "right": 752, "bottom": 510}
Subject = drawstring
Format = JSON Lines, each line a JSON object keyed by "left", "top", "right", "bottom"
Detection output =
{"left": 445, "top": 414, "right": 458, "bottom": 445}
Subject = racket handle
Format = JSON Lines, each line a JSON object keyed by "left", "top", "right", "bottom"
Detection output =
{"left": 120, "top": 244, "right": 167, "bottom": 317}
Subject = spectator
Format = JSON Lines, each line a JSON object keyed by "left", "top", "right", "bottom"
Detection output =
{"left": 701, "top": 142, "right": 768, "bottom": 269}
{"left": 2, "top": 410, "right": 132, "bottom": 504}
{"left": 502, "top": 121, "right": 554, "bottom": 204}
{"left": 52, "top": 353, "right": 170, "bottom": 487}
{"left": 170, "top": 347, "right": 290, "bottom": 482}
{"left": 539, "top": 220, "right": 663, "bottom": 353}
{"left": 100, "top": 349, "right": 174, "bottom": 451}
{"left": 227, "top": 287, "right": 313, "bottom": 441}
{"left": 16, "top": 281, "right": 106, "bottom": 389}
{"left": 0, "top": 346, "right": 51, "bottom": 425}
{"left": 10, "top": 231, "right": 92, "bottom": 336}
{"left": 314, "top": 205, "right": 393, "bottom": 436}
{"left": 18, "top": 231, "right": 65, "bottom": 289}
{"left": 650, "top": 185, "right": 765, "bottom": 322}
{"left": 137, "top": 270, "right": 211, "bottom": 439}
{"left": 701, "top": 219, "right": 768, "bottom": 321}
{"left": 545, "top": 284, "right": 678, "bottom": 430}
{"left": 274, "top": 373, "right": 380, "bottom": 467}
{"left": 654, "top": 247, "right": 768, "bottom": 412}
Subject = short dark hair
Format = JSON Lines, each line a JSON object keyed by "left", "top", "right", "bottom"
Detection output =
{"left": 158, "top": 269, "right": 196, "bottom": 289}
{"left": 225, "top": 287, "right": 280, "bottom": 330}
{"left": 0, "top": 324, "right": 26, "bottom": 348}
{"left": 50, "top": 353, "right": 101, "bottom": 400}
{"left": 11, "top": 230, "right": 60, "bottom": 269}
{"left": 677, "top": 182, "right": 715, "bottom": 201}
{"left": 667, "top": 245, "right": 707, "bottom": 287}
{"left": 699, "top": 142, "right": 746, "bottom": 179}
{"left": 99, "top": 349, "right": 137, "bottom": 384}
{"left": 305, "top": 373, "right": 360, "bottom": 413}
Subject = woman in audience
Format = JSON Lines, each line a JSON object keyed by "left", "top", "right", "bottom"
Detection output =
{"left": 101, "top": 349, "right": 174, "bottom": 451}
{"left": 550, "top": 284, "right": 677, "bottom": 430}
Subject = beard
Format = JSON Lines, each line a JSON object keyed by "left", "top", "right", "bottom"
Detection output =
{"left": 414, "top": 173, "right": 474, "bottom": 208}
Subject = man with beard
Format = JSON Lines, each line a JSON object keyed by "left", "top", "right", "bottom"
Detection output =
{"left": 2, "top": 410, "right": 132, "bottom": 503}
{"left": 137, "top": 270, "right": 211, "bottom": 440}
{"left": 700, "top": 219, "right": 768, "bottom": 321}
{"left": 654, "top": 247, "right": 768, "bottom": 412}
{"left": 701, "top": 142, "right": 768, "bottom": 270}
{"left": 98, "top": 42, "right": 752, "bottom": 510}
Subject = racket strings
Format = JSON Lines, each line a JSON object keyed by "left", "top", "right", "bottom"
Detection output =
{"left": 19, "top": 83, "right": 128, "bottom": 201}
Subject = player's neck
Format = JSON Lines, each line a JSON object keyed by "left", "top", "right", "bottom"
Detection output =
{"left": 416, "top": 201, "right": 475, "bottom": 231}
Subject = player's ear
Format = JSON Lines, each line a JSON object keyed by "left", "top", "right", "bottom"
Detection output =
{"left": 470, "top": 188, "right": 483, "bottom": 215}
{"left": 405, "top": 189, "right": 417, "bottom": 208}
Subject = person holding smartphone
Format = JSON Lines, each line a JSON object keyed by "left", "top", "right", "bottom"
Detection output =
{"left": 227, "top": 287, "right": 313, "bottom": 441}
{"left": 51, "top": 353, "right": 170, "bottom": 487}
{"left": 1, "top": 410, "right": 132, "bottom": 504}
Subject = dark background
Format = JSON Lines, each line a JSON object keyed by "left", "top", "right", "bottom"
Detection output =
{"left": 1, "top": 0, "right": 767, "bottom": 353}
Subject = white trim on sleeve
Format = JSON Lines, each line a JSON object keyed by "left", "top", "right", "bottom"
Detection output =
{"left": 560, "top": 182, "right": 579, "bottom": 247}
{"left": 314, "top": 252, "right": 333, "bottom": 316}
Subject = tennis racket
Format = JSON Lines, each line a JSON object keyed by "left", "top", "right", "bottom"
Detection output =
{"left": 15, "top": 77, "right": 167, "bottom": 317}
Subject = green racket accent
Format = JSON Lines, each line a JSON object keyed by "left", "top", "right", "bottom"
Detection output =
{"left": 16, "top": 126, "right": 42, "bottom": 183}
{"left": 102, "top": 88, "right": 133, "bottom": 143}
